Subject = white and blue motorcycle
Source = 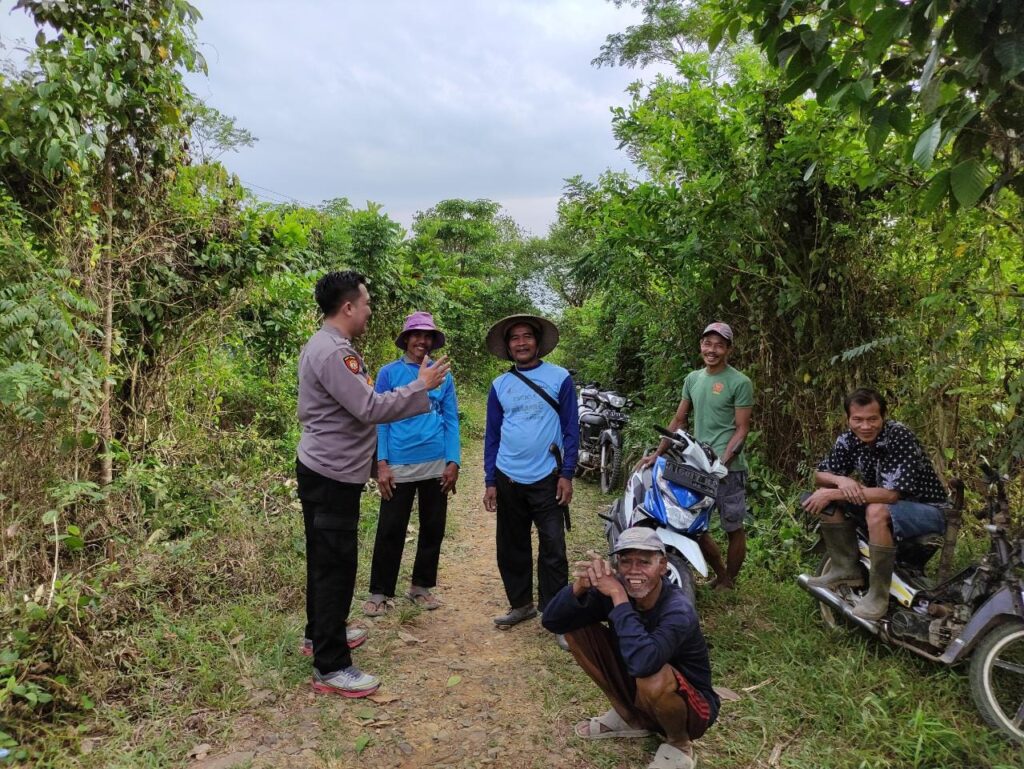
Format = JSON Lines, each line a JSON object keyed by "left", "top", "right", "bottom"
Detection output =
{"left": 603, "top": 427, "right": 728, "bottom": 605}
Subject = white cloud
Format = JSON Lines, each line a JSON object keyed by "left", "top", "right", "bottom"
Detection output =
{"left": 1, "top": 0, "right": 657, "bottom": 235}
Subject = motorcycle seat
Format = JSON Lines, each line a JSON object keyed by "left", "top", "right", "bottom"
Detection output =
{"left": 580, "top": 413, "right": 605, "bottom": 426}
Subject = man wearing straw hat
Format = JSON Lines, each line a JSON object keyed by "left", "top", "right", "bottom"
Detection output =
{"left": 363, "top": 312, "right": 460, "bottom": 616}
{"left": 483, "top": 314, "right": 579, "bottom": 641}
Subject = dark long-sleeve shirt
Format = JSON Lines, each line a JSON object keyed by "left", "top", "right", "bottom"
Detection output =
{"left": 541, "top": 578, "right": 719, "bottom": 725}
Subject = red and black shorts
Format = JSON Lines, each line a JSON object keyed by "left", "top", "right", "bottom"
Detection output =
{"left": 672, "top": 667, "right": 712, "bottom": 739}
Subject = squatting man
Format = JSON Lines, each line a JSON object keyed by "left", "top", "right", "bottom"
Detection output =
{"left": 542, "top": 527, "right": 718, "bottom": 769}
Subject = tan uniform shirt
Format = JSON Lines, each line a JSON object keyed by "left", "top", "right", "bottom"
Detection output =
{"left": 296, "top": 324, "right": 429, "bottom": 484}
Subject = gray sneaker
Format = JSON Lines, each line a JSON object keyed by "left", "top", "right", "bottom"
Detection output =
{"left": 299, "top": 626, "right": 368, "bottom": 656}
{"left": 493, "top": 603, "right": 538, "bottom": 628}
{"left": 554, "top": 633, "right": 569, "bottom": 651}
{"left": 312, "top": 666, "right": 380, "bottom": 698}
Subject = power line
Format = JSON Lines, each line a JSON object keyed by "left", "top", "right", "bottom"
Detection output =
{"left": 238, "top": 178, "right": 314, "bottom": 207}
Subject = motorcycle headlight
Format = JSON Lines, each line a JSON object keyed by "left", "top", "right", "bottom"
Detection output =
{"left": 607, "top": 394, "right": 626, "bottom": 408}
{"left": 664, "top": 499, "right": 697, "bottom": 530}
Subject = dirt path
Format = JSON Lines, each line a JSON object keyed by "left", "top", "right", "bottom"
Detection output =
{"left": 191, "top": 447, "right": 611, "bottom": 769}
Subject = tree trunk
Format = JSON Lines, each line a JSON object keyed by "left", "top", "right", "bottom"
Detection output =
{"left": 99, "top": 177, "right": 114, "bottom": 488}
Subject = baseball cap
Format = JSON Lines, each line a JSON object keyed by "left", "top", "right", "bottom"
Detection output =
{"left": 701, "top": 322, "right": 733, "bottom": 342}
{"left": 610, "top": 527, "right": 666, "bottom": 555}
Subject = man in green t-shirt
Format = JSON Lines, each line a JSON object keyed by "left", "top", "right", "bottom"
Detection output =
{"left": 639, "top": 322, "right": 754, "bottom": 590}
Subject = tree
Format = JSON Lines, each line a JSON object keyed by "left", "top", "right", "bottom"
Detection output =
{"left": 185, "top": 101, "right": 256, "bottom": 163}
{"left": 712, "top": 0, "right": 1024, "bottom": 209}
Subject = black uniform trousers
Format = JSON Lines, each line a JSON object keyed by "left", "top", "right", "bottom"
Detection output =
{"left": 494, "top": 468, "right": 568, "bottom": 612}
{"left": 296, "top": 459, "right": 362, "bottom": 675}
{"left": 369, "top": 478, "right": 448, "bottom": 597}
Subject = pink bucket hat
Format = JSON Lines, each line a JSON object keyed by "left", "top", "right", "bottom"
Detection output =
{"left": 395, "top": 311, "right": 446, "bottom": 351}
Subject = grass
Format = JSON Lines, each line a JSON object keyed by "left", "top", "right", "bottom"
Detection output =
{"left": 11, "top": 387, "right": 1023, "bottom": 768}
{"left": 540, "top": 477, "right": 1024, "bottom": 769}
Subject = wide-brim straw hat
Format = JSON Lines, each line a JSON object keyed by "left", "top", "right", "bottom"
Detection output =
{"left": 395, "top": 311, "right": 446, "bottom": 351}
{"left": 485, "top": 314, "right": 559, "bottom": 360}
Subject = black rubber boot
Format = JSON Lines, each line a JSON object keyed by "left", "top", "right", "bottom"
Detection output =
{"left": 852, "top": 544, "right": 897, "bottom": 620}
{"left": 806, "top": 521, "right": 865, "bottom": 589}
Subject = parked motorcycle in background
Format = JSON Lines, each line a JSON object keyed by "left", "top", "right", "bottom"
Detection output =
{"left": 603, "top": 427, "right": 728, "bottom": 605}
{"left": 799, "top": 464, "right": 1024, "bottom": 744}
{"left": 576, "top": 382, "right": 632, "bottom": 493}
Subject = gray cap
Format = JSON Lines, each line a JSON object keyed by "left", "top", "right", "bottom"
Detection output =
{"left": 701, "top": 321, "right": 734, "bottom": 342}
{"left": 610, "top": 527, "right": 665, "bottom": 555}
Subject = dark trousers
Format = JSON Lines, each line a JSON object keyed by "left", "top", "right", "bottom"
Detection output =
{"left": 369, "top": 478, "right": 448, "bottom": 596}
{"left": 296, "top": 460, "right": 362, "bottom": 675}
{"left": 494, "top": 469, "right": 568, "bottom": 612}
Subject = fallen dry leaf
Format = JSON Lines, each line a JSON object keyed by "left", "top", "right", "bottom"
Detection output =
{"left": 368, "top": 692, "right": 401, "bottom": 704}
{"left": 397, "top": 631, "right": 424, "bottom": 644}
{"left": 713, "top": 686, "right": 741, "bottom": 702}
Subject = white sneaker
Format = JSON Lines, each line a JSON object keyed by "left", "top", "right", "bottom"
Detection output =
{"left": 312, "top": 666, "right": 380, "bottom": 698}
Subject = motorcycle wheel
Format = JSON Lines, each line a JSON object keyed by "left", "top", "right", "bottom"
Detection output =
{"left": 599, "top": 442, "right": 623, "bottom": 494}
{"left": 666, "top": 552, "right": 697, "bottom": 607}
{"left": 968, "top": 620, "right": 1024, "bottom": 744}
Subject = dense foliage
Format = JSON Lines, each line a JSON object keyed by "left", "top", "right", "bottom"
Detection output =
{"left": 1, "top": 0, "right": 1022, "bottom": 764}
{"left": 0, "top": 3, "right": 539, "bottom": 760}
{"left": 552, "top": 2, "right": 1023, "bottom": 485}
{"left": 712, "top": 0, "right": 1024, "bottom": 209}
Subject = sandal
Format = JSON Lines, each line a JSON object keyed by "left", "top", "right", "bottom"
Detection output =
{"left": 362, "top": 596, "right": 392, "bottom": 617}
{"left": 574, "top": 708, "right": 651, "bottom": 740}
{"left": 647, "top": 743, "right": 696, "bottom": 769}
{"left": 405, "top": 590, "right": 442, "bottom": 610}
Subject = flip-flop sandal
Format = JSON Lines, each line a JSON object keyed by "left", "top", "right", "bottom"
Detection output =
{"left": 362, "top": 597, "right": 391, "bottom": 617}
{"left": 406, "top": 591, "right": 442, "bottom": 610}
{"left": 574, "top": 708, "right": 651, "bottom": 740}
{"left": 647, "top": 743, "right": 696, "bottom": 769}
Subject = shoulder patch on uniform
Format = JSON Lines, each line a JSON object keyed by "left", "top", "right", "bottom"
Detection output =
{"left": 343, "top": 355, "right": 361, "bottom": 374}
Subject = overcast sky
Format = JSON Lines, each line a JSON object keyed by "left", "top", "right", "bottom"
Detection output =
{"left": 2, "top": 1, "right": 656, "bottom": 235}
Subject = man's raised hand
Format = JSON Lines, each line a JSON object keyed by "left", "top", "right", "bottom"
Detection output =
{"left": 418, "top": 354, "right": 450, "bottom": 390}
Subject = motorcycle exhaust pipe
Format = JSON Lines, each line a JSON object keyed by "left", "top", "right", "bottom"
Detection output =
{"left": 797, "top": 574, "right": 880, "bottom": 635}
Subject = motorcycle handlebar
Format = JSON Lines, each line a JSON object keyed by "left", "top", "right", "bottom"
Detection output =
{"left": 653, "top": 426, "right": 689, "bottom": 447}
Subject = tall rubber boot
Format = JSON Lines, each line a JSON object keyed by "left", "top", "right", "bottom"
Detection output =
{"left": 806, "top": 521, "right": 865, "bottom": 589}
{"left": 852, "top": 544, "right": 897, "bottom": 620}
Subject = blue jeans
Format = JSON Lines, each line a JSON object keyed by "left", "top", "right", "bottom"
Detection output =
{"left": 886, "top": 499, "right": 947, "bottom": 540}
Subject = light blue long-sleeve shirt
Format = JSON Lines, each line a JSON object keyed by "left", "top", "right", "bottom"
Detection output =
{"left": 375, "top": 356, "right": 460, "bottom": 467}
{"left": 484, "top": 361, "right": 578, "bottom": 485}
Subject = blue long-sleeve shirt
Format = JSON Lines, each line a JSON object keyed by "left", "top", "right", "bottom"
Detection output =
{"left": 484, "top": 361, "right": 578, "bottom": 485}
{"left": 541, "top": 578, "right": 719, "bottom": 725}
{"left": 375, "top": 357, "right": 460, "bottom": 467}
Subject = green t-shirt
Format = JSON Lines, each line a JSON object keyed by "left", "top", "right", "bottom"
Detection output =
{"left": 681, "top": 365, "right": 754, "bottom": 472}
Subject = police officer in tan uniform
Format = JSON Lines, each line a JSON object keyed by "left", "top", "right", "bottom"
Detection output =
{"left": 296, "top": 270, "right": 450, "bottom": 697}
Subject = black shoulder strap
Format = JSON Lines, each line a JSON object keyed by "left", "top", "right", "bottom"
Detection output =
{"left": 508, "top": 366, "right": 560, "bottom": 414}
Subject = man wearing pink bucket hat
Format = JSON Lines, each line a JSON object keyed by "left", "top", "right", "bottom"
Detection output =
{"left": 363, "top": 312, "right": 460, "bottom": 616}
